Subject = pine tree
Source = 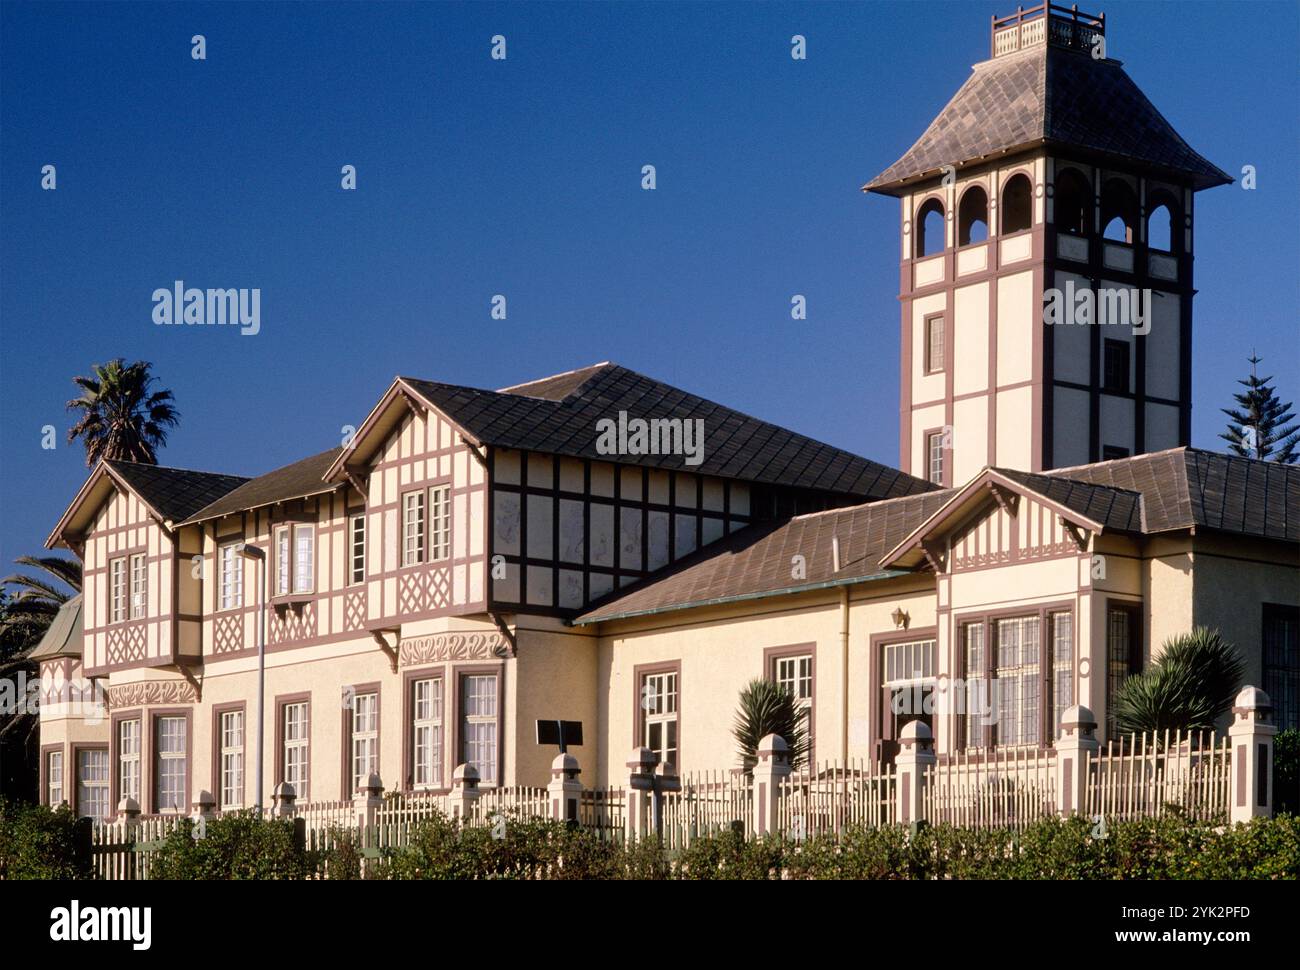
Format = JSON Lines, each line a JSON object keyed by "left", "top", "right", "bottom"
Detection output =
{"left": 1219, "top": 354, "right": 1300, "bottom": 463}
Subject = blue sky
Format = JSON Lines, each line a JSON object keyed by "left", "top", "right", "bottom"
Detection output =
{"left": 1, "top": 0, "right": 1296, "bottom": 568}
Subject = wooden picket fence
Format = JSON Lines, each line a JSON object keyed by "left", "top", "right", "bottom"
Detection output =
{"left": 924, "top": 745, "right": 1058, "bottom": 831}
{"left": 1085, "top": 729, "right": 1231, "bottom": 822}
{"left": 777, "top": 759, "right": 897, "bottom": 838}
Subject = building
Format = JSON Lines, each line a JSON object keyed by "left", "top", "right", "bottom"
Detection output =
{"left": 37, "top": 4, "right": 1299, "bottom": 818}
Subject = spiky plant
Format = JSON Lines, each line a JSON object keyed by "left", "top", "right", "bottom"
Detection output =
{"left": 733, "top": 678, "right": 810, "bottom": 773}
{"left": 1112, "top": 627, "right": 1245, "bottom": 735}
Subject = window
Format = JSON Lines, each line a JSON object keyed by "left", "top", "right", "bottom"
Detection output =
{"left": 129, "top": 554, "right": 147, "bottom": 619}
{"left": 1147, "top": 200, "right": 1175, "bottom": 253}
{"left": 957, "top": 185, "right": 988, "bottom": 245}
{"left": 640, "top": 670, "right": 678, "bottom": 769}
{"left": 47, "top": 750, "right": 64, "bottom": 807}
{"left": 461, "top": 674, "right": 499, "bottom": 785}
{"left": 412, "top": 678, "right": 443, "bottom": 790}
{"left": 915, "top": 197, "right": 945, "bottom": 258}
{"left": 1263, "top": 604, "right": 1299, "bottom": 732}
{"left": 77, "top": 749, "right": 109, "bottom": 820}
{"left": 219, "top": 709, "right": 244, "bottom": 810}
{"left": 403, "top": 491, "right": 425, "bottom": 566}
{"left": 774, "top": 654, "right": 813, "bottom": 708}
{"left": 155, "top": 716, "right": 187, "bottom": 813}
{"left": 1103, "top": 339, "right": 1130, "bottom": 394}
{"left": 118, "top": 719, "right": 141, "bottom": 805}
{"left": 293, "top": 525, "right": 314, "bottom": 593}
{"left": 1050, "top": 612, "right": 1074, "bottom": 740}
{"left": 1101, "top": 178, "right": 1137, "bottom": 243}
{"left": 110, "top": 557, "right": 127, "bottom": 623}
{"left": 962, "top": 623, "right": 987, "bottom": 749}
{"left": 276, "top": 526, "right": 290, "bottom": 595}
{"left": 350, "top": 514, "right": 366, "bottom": 585}
{"left": 1106, "top": 604, "right": 1142, "bottom": 738}
{"left": 882, "top": 638, "right": 937, "bottom": 741}
{"left": 1053, "top": 168, "right": 1091, "bottom": 236}
{"left": 927, "top": 431, "right": 945, "bottom": 486}
{"left": 1102, "top": 445, "right": 1130, "bottom": 461}
{"left": 351, "top": 692, "right": 379, "bottom": 795}
{"left": 429, "top": 484, "right": 451, "bottom": 561}
{"left": 219, "top": 543, "right": 242, "bottom": 610}
{"left": 282, "top": 701, "right": 309, "bottom": 802}
{"left": 924, "top": 315, "right": 945, "bottom": 373}
{"left": 994, "top": 616, "right": 1041, "bottom": 746}
{"left": 1001, "top": 173, "right": 1033, "bottom": 234}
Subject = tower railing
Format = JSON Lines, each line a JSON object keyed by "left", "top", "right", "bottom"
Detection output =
{"left": 991, "top": 3, "right": 1105, "bottom": 58}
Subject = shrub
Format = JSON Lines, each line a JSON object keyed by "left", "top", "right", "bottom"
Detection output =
{"left": 0, "top": 799, "right": 90, "bottom": 880}
{"left": 1275, "top": 729, "right": 1299, "bottom": 816}
{"left": 149, "top": 812, "right": 313, "bottom": 880}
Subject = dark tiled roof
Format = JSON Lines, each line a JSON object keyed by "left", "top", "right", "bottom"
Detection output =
{"left": 179, "top": 448, "right": 345, "bottom": 525}
{"left": 996, "top": 468, "right": 1143, "bottom": 532}
{"left": 406, "top": 364, "right": 935, "bottom": 501}
{"left": 865, "top": 46, "right": 1231, "bottom": 194}
{"left": 105, "top": 461, "right": 248, "bottom": 523}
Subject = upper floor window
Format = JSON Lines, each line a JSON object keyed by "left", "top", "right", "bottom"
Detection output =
{"left": 276, "top": 527, "right": 290, "bottom": 595}
{"left": 1103, "top": 339, "right": 1130, "bottom": 394}
{"left": 429, "top": 485, "right": 451, "bottom": 561}
{"left": 350, "top": 514, "right": 366, "bottom": 585}
{"left": 1054, "top": 168, "right": 1091, "bottom": 236}
{"left": 926, "top": 431, "right": 945, "bottom": 486}
{"left": 1146, "top": 196, "right": 1178, "bottom": 253}
{"left": 915, "top": 198, "right": 945, "bottom": 258}
{"left": 1001, "top": 173, "right": 1033, "bottom": 234}
{"left": 1102, "top": 445, "right": 1130, "bottom": 461}
{"left": 957, "top": 185, "right": 988, "bottom": 245}
{"left": 293, "top": 525, "right": 314, "bottom": 594}
{"left": 1101, "top": 178, "right": 1138, "bottom": 244}
{"left": 110, "top": 557, "right": 127, "bottom": 623}
{"left": 129, "top": 553, "right": 147, "bottom": 619}
{"left": 403, "top": 491, "right": 426, "bottom": 566}
{"left": 219, "top": 543, "right": 243, "bottom": 610}
{"left": 924, "top": 315, "right": 945, "bottom": 374}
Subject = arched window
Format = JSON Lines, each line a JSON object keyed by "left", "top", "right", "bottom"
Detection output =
{"left": 1101, "top": 178, "right": 1138, "bottom": 244}
{"left": 1054, "top": 168, "right": 1091, "bottom": 235}
{"left": 915, "top": 198, "right": 946, "bottom": 258}
{"left": 958, "top": 186, "right": 989, "bottom": 245}
{"left": 1146, "top": 194, "right": 1178, "bottom": 253}
{"left": 1001, "top": 173, "right": 1032, "bottom": 234}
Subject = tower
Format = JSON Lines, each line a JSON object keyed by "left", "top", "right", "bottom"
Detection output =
{"left": 865, "top": 4, "right": 1229, "bottom": 484}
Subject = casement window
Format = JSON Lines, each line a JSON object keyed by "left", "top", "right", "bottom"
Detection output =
{"left": 1262, "top": 604, "right": 1299, "bottom": 733}
{"left": 640, "top": 670, "right": 679, "bottom": 769}
{"left": 882, "top": 638, "right": 937, "bottom": 741}
{"left": 129, "top": 554, "right": 147, "bottom": 619}
{"left": 110, "top": 557, "right": 127, "bottom": 623}
{"left": 77, "top": 748, "right": 109, "bottom": 820}
{"left": 429, "top": 484, "right": 451, "bottom": 561}
{"left": 927, "top": 432, "right": 945, "bottom": 486}
{"left": 1105, "top": 603, "right": 1142, "bottom": 738}
{"left": 962, "top": 623, "right": 987, "bottom": 749}
{"left": 403, "top": 491, "right": 426, "bottom": 566}
{"left": 276, "top": 526, "right": 290, "bottom": 595}
{"left": 461, "top": 674, "right": 499, "bottom": 785}
{"left": 924, "top": 315, "right": 945, "bottom": 374}
{"left": 350, "top": 692, "right": 379, "bottom": 795}
{"left": 1103, "top": 339, "right": 1130, "bottom": 394}
{"left": 282, "top": 701, "right": 309, "bottom": 801}
{"left": 118, "top": 719, "right": 141, "bottom": 805}
{"left": 774, "top": 654, "right": 813, "bottom": 709}
{"left": 155, "top": 716, "right": 188, "bottom": 814}
{"left": 219, "top": 543, "right": 243, "bottom": 610}
{"left": 412, "top": 678, "right": 444, "bottom": 790}
{"left": 1049, "top": 612, "right": 1075, "bottom": 740}
{"left": 350, "top": 514, "right": 366, "bottom": 585}
{"left": 219, "top": 710, "right": 245, "bottom": 810}
{"left": 47, "top": 751, "right": 64, "bottom": 807}
{"left": 293, "top": 525, "right": 314, "bottom": 593}
{"left": 994, "top": 616, "right": 1041, "bottom": 746}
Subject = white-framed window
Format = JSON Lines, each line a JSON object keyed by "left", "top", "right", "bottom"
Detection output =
{"left": 110, "top": 557, "right": 127, "bottom": 623}
{"left": 963, "top": 623, "right": 987, "bottom": 749}
{"left": 275, "top": 526, "right": 290, "bottom": 595}
{"left": 155, "top": 716, "right": 187, "bottom": 813}
{"left": 293, "top": 524, "right": 314, "bottom": 593}
{"left": 220, "top": 710, "right": 244, "bottom": 810}
{"left": 994, "top": 616, "right": 1041, "bottom": 747}
{"left": 412, "top": 678, "right": 443, "bottom": 790}
{"left": 1050, "top": 612, "right": 1075, "bottom": 740}
{"left": 774, "top": 654, "right": 812, "bottom": 708}
{"left": 640, "top": 670, "right": 679, "bottom": 769}
{"left": 403, "top": 491, "right": 425, "bottom": 566}
{"left": 927, "top": 431, "right": 945, "bottom": 486}
{"left": 925, "top": 315, "right": 945, "bottom": 373}
{"left": 282, "top": 701, "right": 309, "bottom": 802}
{"left": 429, "top": 484, "right": 451, "bottom": 561}
{"left": 350, "top": 514, "right": 365, "bottom": 585}
{"left": 351, "top": 692, "right": 378, "bottom": 795}
{"left": 47, "top": 750, "right": 64, "bottom": 807}
{"left": 118, "top": 719, "right": 141, "bottom": 805}
{"left": 219, "top": 543, "right": 242, "bottom": 610}
{"left": 461, "top": 674, "right": 498, "bottom": 785}
{"left": 883, "top": 638, "right": 937, "bottom": 740}
{"left": 77, "top": 749, "right": 109, "bottom": 820}
{"left": 129, "top": 553, "right": 147, "bottom": 619}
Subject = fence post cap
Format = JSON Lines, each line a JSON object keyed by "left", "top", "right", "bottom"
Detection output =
{"left": 899, "top": 720, "right": 933, "bottom": 746}
{"left": 1059, "top": 705, "right": 1097, "bottom": 734}
{"left": 757, "top": 733, "right": 789, "bottom": 763}
{"left": 193, "top": 790, "right": 216, "bottom": 811}
{"left": 361, "top": 772, "right": 384, "bottom": 796}
{"left": 452, "top": 763, "right": 480, "bottom": 788}
{"left": 117, "top": 796, "right": 140, "bottom": 818}
{"left": 626, "top": 747, "right": 658, "bottom": 773}
{"left": 551, "top": 752, "right": 580, "bottom": 779}
{"left": 1233, "top": 686, "right": 1272, "bottom": 717}
{"left": 273, "top": 781, "right": 296, "bottom": 801}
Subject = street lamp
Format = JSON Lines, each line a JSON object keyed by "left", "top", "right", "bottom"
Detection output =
{"left": 237, "top": 542, "right": 267, "bottom": 813}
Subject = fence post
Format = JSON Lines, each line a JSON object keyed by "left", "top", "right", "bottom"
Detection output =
{"left": 73, "top": 815, "right": 93, "bottom": 876}
{"left": 192, "top": 790, "right": 217, "bottom": 821}
{"left": 272, "top": 781, "right": 297, "bottom": 818}
{"left": 117, "top": 796, "right": 141, "bottom": 821}
{"left": 895, "top": 720, "right": 935, "bottom": 828}
{"left": 626, "top": 748, "right": 657, "bottom": 842}
{"left": 752, "top": 734, "right": 791, "bottom": 838}
{"left": 1054, "top": 705, "right": 1098, "bottom": 816}
{"left": 548, "top": 752, "right": 582, "bottom": 823}
{"left": 1229, "top": 686, "right": 1276, "bottom": 823}
{"left": 353, "top": 772, "right": 383, "bottom": 831}
{"left": 449, "top": 764, "right": 481, "bottom": 821}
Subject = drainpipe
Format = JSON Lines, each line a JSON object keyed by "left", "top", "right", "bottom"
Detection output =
{"left": 840, "top": 586, "right": 850, "bottom": 761}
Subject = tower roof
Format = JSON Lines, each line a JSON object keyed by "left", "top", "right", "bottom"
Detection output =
{"left": 864, "top": 5, "right": 1231, "bottom": 195}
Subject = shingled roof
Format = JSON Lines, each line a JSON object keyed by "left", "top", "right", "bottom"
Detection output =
{"left": 179, "top": 448, "right": 345, "bottom": 525}
{"left": 27, "top": 594, "right": 83, "bottom": 661}
{"left": 102, "top": 461, "right": 249, "bottom": 523}
{"left": 864, "top": 43, "right": 1231, "bottom": 195}
{"left": 402, "top": 363, "right": 935, "bottom": 501}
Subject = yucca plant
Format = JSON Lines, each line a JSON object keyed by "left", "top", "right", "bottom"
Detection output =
{"left": 733, "top": 678, "right": 810, "bottom": 773}
{"left": 1112, "top": 627, "right": 1244, "bottom": 735}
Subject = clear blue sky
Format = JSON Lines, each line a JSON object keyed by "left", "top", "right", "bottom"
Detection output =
{"left": 2, "top": 0, "right": 1296, "bottom": 567}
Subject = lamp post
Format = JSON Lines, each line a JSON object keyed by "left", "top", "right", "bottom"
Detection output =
{"left": 237, "top": 542, "right": 267, "bottom": 813}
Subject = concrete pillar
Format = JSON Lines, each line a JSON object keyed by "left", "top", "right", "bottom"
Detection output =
{"left": 272, "top": 781, "right": 297, "bottom": 818}
{"left": 117, "top": 796, "right": 141, "bottom": 822}
{"left": 626, "top": 747, "right": 657, "bottom": 841}
{"left": 751, "top": 734, "right": 791, "bottom": 838}
{"left": 548, "top": 752, "right": 582, "bottom": 824}
{"left": 353, "top": 772, "right": 384, "bottom": 829}
{"left": 895, "top": 720, "right": 936, "bottom": 827}
{"left": 449, "top": 764, "right": 482, "bottom": 821}
{"left": 1229, "top": 686, "right": 1276, "bottom": 823}
{"left": 1054, "top": 705, "right": 1099, "bottom": 816}
{"left": 191, "top": 790, "right": 217, "bottom": 821}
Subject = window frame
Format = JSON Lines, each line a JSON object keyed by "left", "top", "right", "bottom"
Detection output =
{"left": 766, "top": 643, "right": 815, "bottom": 760}
{"left": 875, "top": 631, "right": 939, "bottom": 752}
{"left": 402, "top": 489, "right": 426, "bottom": 567}
{"left": 42, "top": 745, "right": 65, "bottom": 808}
{"left": 923, "top": 312, "right": 945, "bottom": 375}
{"left": 112, "top": 712, "right": 142, "bottom": 809}
{"left": 151, "top": 709, "right": 191, "bottom": 815}
{"left": 341, "top": 684, "right": 380, "bottom": 799}
{"left": 456, "top": 668, "right": 503, "bottom": 787}
{"left": 218, "top": 542, "right": 243, "bottom": 611}
{"left": 129, "top": 553, "right": 147, "bottom": 619}
{"left": 1104, "top": 600, "right": 1143, "bottom": 741}
{"left": 1262, "top": 603, "right": 1300, "bottom": 733}
{"left": 349, "top": 513, "right": 366, "bottom": 586}
{"left": 405, "top": 672, "right": 446, "bottom": 793}
{"left": 924, "top": 428, "right": 947, "bottom": 487}
{"left": 1102, "top": 338, "right": 1131, "bottom": 395}
{"left": 72, "top": 744, "right": 110, "bottom": 820}
{"left": 428, "top": 483, "right": 452, "bottom": 562}
{"left": 212, "top": 702, "right": 247, "bottom": 811}
{"left": 275, "top": 693, "right": 312, "bottom": 804}
{"left": 109, "top": 556, "right": 127, "bottom": 624}
{"left": 633, "top": 661, "right": 681, "bottom": 771}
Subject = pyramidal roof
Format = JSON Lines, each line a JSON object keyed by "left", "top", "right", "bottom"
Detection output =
{"left": 865, "top": 10, "right": 1231, "bottom": 195}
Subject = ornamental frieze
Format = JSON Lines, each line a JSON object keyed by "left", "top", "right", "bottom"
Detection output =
{"left": 106, "top": 680, "right": 198, "bottom": 710}
{"left": 399, "top": 632, "right": 511, "bottom": 667}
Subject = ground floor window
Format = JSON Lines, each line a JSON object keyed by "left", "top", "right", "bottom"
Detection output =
{"left": 46, "top": 750, "right": 64, "bottom": 807}
{"left": 962, "top": 624, "right": 987, "bottom": 749}
{"left": 1050, "top": 611, "right": 1075, "bottom": 739}
{"left": 882, "top": 637, "right": 937, "bottom": 743}
{"left": 640, "top": 668, "right": 679, "bottom": 769}
{"left": 1263, "top": 604, "right": 1299, "bottom": 732}
{"left": 282, "top": 701, "right": 310, "bottom": 802}
{"left": 351, "top": 692, "right": 379, "bottom": 794}
{"left": 219, "top": 709, "right": 244, "bottom": 810}
{"left": 412, "top": 677, "right": 443, "bottom": 790}
{"left": 994, "top": 616, "right": 1041, "bottom": 746}
{"left": 1106, "top": 603, "right": 1142, "bottom": 738}
{"left": 461, "top": 674, "right": 498, "bottom": 785}
{"left": 154, "top": 716, "right": 188, "bottom": 813}
{"left": 118, "top": 718, "right": 141, "bottom": 805}
{"left": 77, "top": 748, "right": 109, "bottom": 820}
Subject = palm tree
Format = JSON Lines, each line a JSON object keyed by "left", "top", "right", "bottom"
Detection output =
{"left": 733, "top": 678, "right": 811, "bottom": 772}
{"left": 66, "top": 358, "right": 179, "bottom": 466}
{"left": 1112, "top": 628, "right": 1244, "bottom": 736}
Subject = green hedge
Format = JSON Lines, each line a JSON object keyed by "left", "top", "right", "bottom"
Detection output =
{"left": 1276, "top": 729, "right": 1299, "bottom": 816}
{"left": 148, "top": 812, "right": 314, "bottom": 880}
{"left": 0, "top": 799, "right": 90, "bottom": 880}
